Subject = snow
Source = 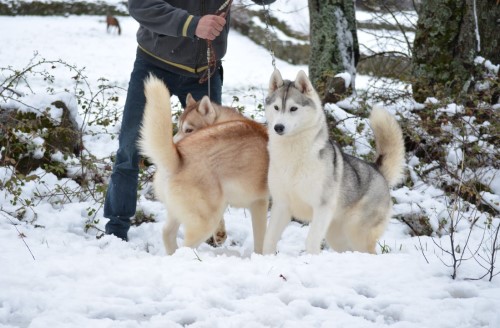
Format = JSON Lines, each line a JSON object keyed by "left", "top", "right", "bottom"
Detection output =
{"left": 475, "top": 56, "right": 500, "bottom": 75}
{"left": 438, "top": 104, "right": 465, "bottom": 117}
{"left": 335, "top": 72, "right": 352, "bottom": 89}
{"left": 473, "top": 0, "right": 481, "bottom": 52}
{"left": 1, "top": 5, "right": 500, "bottom": 328}
{"left": 334, "top": 6, "right": 357, "bottom": 89}
{"left": 263, "top": 0, "right": 309, "bottom": 36}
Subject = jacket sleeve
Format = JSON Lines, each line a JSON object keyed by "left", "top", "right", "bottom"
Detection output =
{"left": 128, "top": 0, "right": 200, "bottom": 38}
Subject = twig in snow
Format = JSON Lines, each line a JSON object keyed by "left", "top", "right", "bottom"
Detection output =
{"left": 1, "top": 209, "right": 36, "bottom": 260}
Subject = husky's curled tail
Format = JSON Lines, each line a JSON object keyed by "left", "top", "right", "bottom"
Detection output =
{"left": 138, "top": 75, "right": 180, "bottom": 173}
{"left": 263, "top": 69, "right": 407, "bottom": 255}
{"left": 138, "top": 75, "right": 269, "bottom": 255}
{"left": 370, "top": 106, "right": 405, "bottom": 187}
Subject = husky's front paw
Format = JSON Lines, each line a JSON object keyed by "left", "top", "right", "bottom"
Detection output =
{"left": 305, "top": 236, "right": 322, "bottom": 255}
{"left": 305, "top": 245, "right": 321, "bottom": 255}
{"left": 263, "top": 242, "right": 278, "bottom": 255}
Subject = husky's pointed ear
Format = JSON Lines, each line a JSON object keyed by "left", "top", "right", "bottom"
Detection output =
{"left": 186, "top": 93, "right": 196, "bottom": 107}
{"left": 269, "top": 69, "right": 284, "bottom": 93}
{"left": 294, "top": 70, "right": 314, "bottom": 94}
{"left": 198, "top": 96, "right": 216, "bottom": 118}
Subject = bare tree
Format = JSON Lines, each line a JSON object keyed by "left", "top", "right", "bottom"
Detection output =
{"left": 412, "top": 0, "right": 500, "bottom": 103}
{"left": 308, "top": 0, "right": 360, "bottom": 103}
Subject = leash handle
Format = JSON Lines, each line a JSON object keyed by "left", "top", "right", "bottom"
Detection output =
{"left": 199, "top": 0, "right": 233, "bottom": 86}
{"left": 207, "top": 45, "right": 211, "bottom": 99}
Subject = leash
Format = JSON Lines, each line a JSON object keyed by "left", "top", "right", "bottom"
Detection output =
{"left": 261, "top": 2, "right": 277, "bottom": 71}
{"left": 199, "top": 0, "right": 233, "bottom": 101}
{"left": 199, "top": 0, "right": 277, "bottom": 99}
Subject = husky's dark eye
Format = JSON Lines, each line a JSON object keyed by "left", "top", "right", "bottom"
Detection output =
{"left": 290, "top": 106, "right": 298, "bottom": 112}
{"left": 185, "top": 128, "right": 193, "bottom": 133}
{"left": 274, "top": 105, "right": 279, "bottom": 111}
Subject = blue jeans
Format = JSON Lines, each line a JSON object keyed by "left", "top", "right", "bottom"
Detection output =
{"left": 104, "top": 49, "right": 223, "bottom": 240}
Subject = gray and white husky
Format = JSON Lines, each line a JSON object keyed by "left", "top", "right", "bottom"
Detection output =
{"left": 263, "top": 70, "right": 405, "bottom": 254}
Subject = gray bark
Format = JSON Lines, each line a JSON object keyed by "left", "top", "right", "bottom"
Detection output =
{"left": 308, "top": 0, "right": 360, "bottom": 103}
{"left": 412, "top": 0, "right": 500, "bottom": 102}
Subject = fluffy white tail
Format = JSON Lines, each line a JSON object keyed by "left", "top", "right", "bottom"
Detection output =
{"left": 138, "top": 75, "right": 179, "bottom": 172}
{"left": 370, "top": 106, "right": 405, "bottom": 187}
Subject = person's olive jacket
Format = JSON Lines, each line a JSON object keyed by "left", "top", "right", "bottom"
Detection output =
{"left": 128, "top": 0, "right": 275, "bottom": 78}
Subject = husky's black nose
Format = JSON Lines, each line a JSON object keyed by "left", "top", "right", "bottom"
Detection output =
{"left": 274, "top": 124, "right": 285, "bottom": 135}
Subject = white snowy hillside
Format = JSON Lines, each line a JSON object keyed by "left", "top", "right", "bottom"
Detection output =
{"left": 1, "top": 1, "right": 499, "bottom": 327}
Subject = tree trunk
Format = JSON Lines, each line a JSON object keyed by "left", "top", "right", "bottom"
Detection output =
{"left": 308, "top": 0, "right": 359, "bottom": 104}
{"left": 412, "top": 0, "right": 500, "bottom": 103}
{"left": 475, "top": 0, "right": 500, "bottom": 65}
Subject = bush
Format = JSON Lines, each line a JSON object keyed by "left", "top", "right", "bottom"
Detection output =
{"left": 0, "top": 54, "right": 125, "bottom": 234}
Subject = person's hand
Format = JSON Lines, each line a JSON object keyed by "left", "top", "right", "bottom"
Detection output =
{"left": 195, "top": 13, "right": 226, "bottom": 41}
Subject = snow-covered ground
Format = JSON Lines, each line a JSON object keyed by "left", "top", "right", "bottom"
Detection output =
{"left": 1, "top": 4, "right": 499, "bottom": 328}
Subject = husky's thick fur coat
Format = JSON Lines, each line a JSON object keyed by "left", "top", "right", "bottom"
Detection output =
{"left": 173, "top": 93, "right": 247, "bottom": 143}
{"left": 139, "top": 75, "right": 269, "bottom": 255}
{"left": 263, "top": 70, "right": 405, "bottom": 254}
{"left": 172, "top": 92, "right": 261, "bottom": 246}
